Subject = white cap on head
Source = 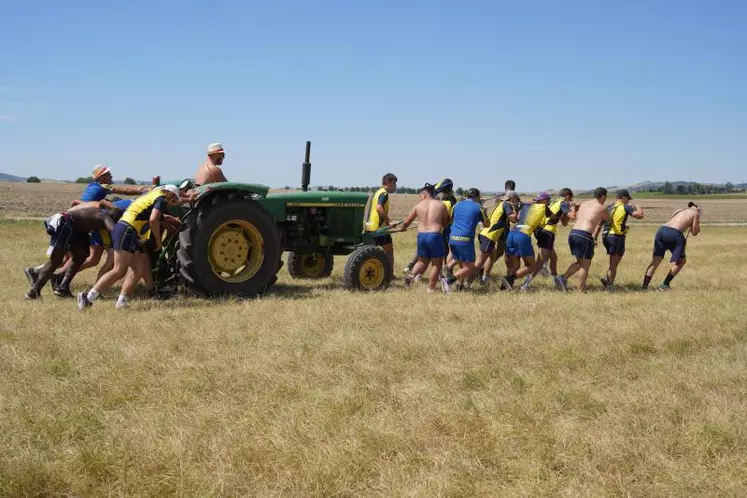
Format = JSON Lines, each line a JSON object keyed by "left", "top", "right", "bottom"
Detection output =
{"left": 207, "top": 142, "right": 225, "bottom": 155}
{"left": 158, "top": 184, "right": 180, "bottom": 199}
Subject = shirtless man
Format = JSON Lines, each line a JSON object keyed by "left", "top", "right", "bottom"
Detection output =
{"left": 400, "top": 184, "right": 450, "bottom": 292}
{"left": 642, "top": 202, "right": 701, "bottom": 290}
{"left": 195, "top": 143, "right": 228, "bottom": 186}
{"left": 24, "top": 204, "right": 117, "bottom": 300}
{"left": 555, "top": 187, "right": 610, "bottom": 292}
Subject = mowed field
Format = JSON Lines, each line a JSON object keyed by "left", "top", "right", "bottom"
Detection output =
{"left": 2, "top": 182, "right": 747, "bottom": 496}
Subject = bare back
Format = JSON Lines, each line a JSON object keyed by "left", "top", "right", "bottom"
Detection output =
{"left": 573, "top": 199, "right": 608, "bottom": 233}
{"left": 68, "top": 207, "right": 115, "bottom": 232}
{"left": 416, "top": 198, "right": 448, "bottom": 233}
{"left": 665, "top": 208, "right": 698, "bottom": 233}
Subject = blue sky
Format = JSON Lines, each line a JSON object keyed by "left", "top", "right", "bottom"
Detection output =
{"left": 1, "top": 0, "right": 745, "bottom": 191}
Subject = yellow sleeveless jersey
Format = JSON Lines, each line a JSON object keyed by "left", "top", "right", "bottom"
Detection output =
{"left": 365, "top": 187, "right": 389, "bottom": 232}
{"left": 542, "top": 198, "right": 569, "bottom": 234}
{"left": 119, "top": 189, "right": 168, "bottom": 239}
{"left": 606, "top": 202, "right": 634, "bottom": 236}
{"left": 479, "top": 201, "right": 511, "bottom": 241}
{"left": 514, "top": 203, "right": 550, "bottom": 235}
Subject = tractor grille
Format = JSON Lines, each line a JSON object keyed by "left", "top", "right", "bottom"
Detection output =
{"left": 327, "top": 208, "right": 358, "bottom": 238}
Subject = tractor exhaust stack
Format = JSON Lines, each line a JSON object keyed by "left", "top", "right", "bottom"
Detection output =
{"left": 301, "top": 141, "right": 311, "bottom": 192}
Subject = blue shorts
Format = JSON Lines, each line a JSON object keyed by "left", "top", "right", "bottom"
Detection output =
{"left": 506, "top": 231, "right": 535, "bottom": 258}
{"left": 653, "top": 226, "right": 686, "bottom": 262}
{"left": 604, "top": 234, "right": 626, "bottom": 256}
{"left": 569, "top": 229, "right": 595, "bottom": 260}
{"left": 417, "top": 232, "right": 446, "bottom": 259}
{"left": 449, "top": 241, "right": 476, "bottom": 263}
{"left": 535, "top": 229, "right": 555, "bottom": 251}
{"left": 90, "top": 230, "right": 104, "bottom": 247}
{"left": 112, "top": 222, "right": 140, "bottom": 253}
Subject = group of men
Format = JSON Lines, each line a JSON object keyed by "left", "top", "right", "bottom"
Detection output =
{"left": 23, "top": 142, "right": 230, "bottom": 308}
{"left": 374, "top": 175, "right": 701, "bottom": 293}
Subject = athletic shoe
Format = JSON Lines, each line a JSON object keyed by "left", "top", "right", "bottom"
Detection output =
{"left": 427, "top": 288, "right": 436, "bottom": 294}
{"left": 413, "top": 274, "right": 423, "bottom": 282}
{"left": 403, "top": 264, "right": 413, "bottom": 274}
{"left": 440, "top": 277, "right": 452, "bottom": 294}
{"left": 404, "top": 275, "right": 413, "bottom": 289}
{"left": 600, "top": 277, "right": 610, "bottom": 288}
{"left": 554, "top": 275, "right": 568, "bottom": 292}
{"left": 24, "top": 267, "right": 38, "bottom": 287}
{"left": 539, "top": 265, "right": 552, "bottom": 277}
{"left": 115, "top": 300, "right": 129, "bottom": 309}
{"left": 500, "top": 277, "right": 513, "bottom": 291}
{"left": 479, "top": 276, "right": 489, "bottom": 286}
{"left": 50, "top": 273, "right": 64, "bottom": 290}
{"left": 25, "top": 289, "right": 40, "bottom": 300}
{"left": 77, "top": 292, "right": 92, "bottom": 311}
{"left": 53, "top": 287, "right": 74, "bottom": 298}
{"left": 657, "top": 283, "right": 671, "bottom": 292}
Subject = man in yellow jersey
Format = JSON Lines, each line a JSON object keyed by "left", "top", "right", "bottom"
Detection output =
{"left": 501, "top": 192, "right": 552, "bottom": 290}
{"left": 524, "top": 188, "right": 577, "bottom": 289}
{"left": 365, "top": 173, "right": 398, "bottom": 272}
{"left": 475, "top": 190, "right": 519, "bottom": 285}
{"left": 77, "top": 185, "right": 181, "bottom": 310}
{"left": 601, "top": 190, "right": 644, "bottom": 288}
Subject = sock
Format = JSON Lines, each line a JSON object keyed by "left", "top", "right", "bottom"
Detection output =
{"left": 663, "top": 272, "right": 675, "bottom": 286}
{"left": 116, "top": 295, "right": 128, "bottom": 307}
{"left": 87, "top": 288, "right": 100, "bottom": 302}
{"left": 522, "top": 274, "right": 534, "bottom": 288}
{"left": 642, "top": 275, "right": 652, "bottom": 288}
{"left": 506, "top": 275, "right": 516, "bottom": 286}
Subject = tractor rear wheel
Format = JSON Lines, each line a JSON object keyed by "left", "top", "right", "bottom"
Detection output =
{"left": 178, "top": 195, "right": 281, "bottom": 297}
{"left": 343, "top": 245, "right": 392, "bottom": 291}
{"left": 287, "top": 252, "right": 334, "bottom": 279}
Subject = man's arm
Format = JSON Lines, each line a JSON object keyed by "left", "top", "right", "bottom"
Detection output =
{"left": 110, "top": 185, "right": 151, "bottom": 196}
{"left": 691, "top": 209, "right": 701, "bottom": 236}
{"left": 629, "top": 204, "right": 644, "bottom": 220}
{"left": 149, "top": 203, "right": 165, "bottom": 250}
{"left": 567, "top": 202, "right": 578, "bottom": 221}
{"left": 400, "top": 206, "right": 418, "bottom": 231}
{"left": 592, "top": 220, "right": 604, "bottom": 241}
{"left": 505, "top": 203, "right": 518, "bottom": 223}
{"left": 376, "top": 193, "right": 390, "bottom": 225}
{"left": 102, "top": 212, "right": 115, "bottom": 233}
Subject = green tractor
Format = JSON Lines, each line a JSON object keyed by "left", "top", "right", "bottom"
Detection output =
{"left": 154, "top": 142, "right": 393, "bottom": 297}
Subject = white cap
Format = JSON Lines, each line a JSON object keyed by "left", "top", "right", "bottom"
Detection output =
{"left": 207, "top": 142, "right": 225, "bottom": 155}
{"left": 158, "top": 184, "right": 180, "bottom": 199}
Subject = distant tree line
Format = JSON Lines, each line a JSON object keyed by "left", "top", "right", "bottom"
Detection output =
{"left": 645, "top": 182, "right": 742, "bottom": 195}
{"left": 26, "top": 176, "right": 41, "bottom": 183}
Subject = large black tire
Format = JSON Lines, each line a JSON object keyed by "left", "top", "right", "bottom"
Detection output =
{"left": 177, "top": 195, "right": 281, "bottom": 297}
{"left": 343, "top": 245, "right": 392, "bottom": 291}
{"left": 287, "top": 252, "right": 334, "bottom": 279}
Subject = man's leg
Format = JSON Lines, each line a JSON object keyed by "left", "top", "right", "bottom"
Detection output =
{"left": 406, "top": 257, "right": 429, "bottom": 289}
{"left": 54, "top": 244, "right": 89, "bottom": 297}
{"left": 26, "top": 248, "right": 66, "bottom": 299}
{"left": 79, "top": 250, "right": 134, "bottom": 309}
{"left": 404, "top": 252, "right": 419, "bottom": 273}
{"left": 604, "top": 254, "right": 622, "bottom": 287}
{"left": 429, "top": 258, "right": 443, "bottom": 292}
{"left": 643, "top": 257, "right": 664, "bottom": 289}
{"left": 520, "top": 252, "right": 547, "bottom": 290}
{"left": 454, "top": 261, "right": 477, "bottom": 285}
{"left": 660, "top": 257, "right": 686, "bottom": 290}
{"left": 549, "top": 249, "right": 558, "bottom": 276}
{"left": 382, "top": 243, "right": 394, "bottom": 274}
{"left": 576, "top": 258, "right": 592, "bottom": 292}
{"left": 96, "top": 249, "right": 114, "bottom": 281}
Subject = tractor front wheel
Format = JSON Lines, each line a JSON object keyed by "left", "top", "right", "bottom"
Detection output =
{"left": 343, "top": 245, "right": 392, "bottom": 291}
{"left": 287, "top": 252, "right": 334, "bottom": 279}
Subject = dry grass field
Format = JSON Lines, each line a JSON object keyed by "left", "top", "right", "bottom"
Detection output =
{"left": 2, "top": 182, "right": 747, "bottom": 496}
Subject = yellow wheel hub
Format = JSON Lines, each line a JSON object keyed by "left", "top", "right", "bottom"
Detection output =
{"left": 359, "top": 259, "right": 384, "bottom": 290}
{"left": 207, "top": 220, "right": 264, "bottom": 283}
{"left": 301, "top": 254, "right": 326, "bottom": 277}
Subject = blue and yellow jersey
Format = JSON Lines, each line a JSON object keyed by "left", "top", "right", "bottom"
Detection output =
{"left": 119, "top": 189, "right": 168, "bottom": 240}
{"left": 479, "top": 201, "right": 514, "bottom": 242}
{"left": 604, "top": 201, "right": 636, "bottom": 236}
{"left": 512, "top": 202, "right": 551, "bottom": 235}
{"left": 365, "top": 187, "right": 390, "bottom": 232}
{"left": 81, "top": 181, "right": 112, "bottom": 202}
{"left": 542, "top": 198, "right": 571, "bottom": 234}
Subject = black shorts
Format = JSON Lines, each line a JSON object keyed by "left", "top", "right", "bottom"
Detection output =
{"left": 653, "top": 226, "right": 686, "bottom": 262}
{"left": 373, "top": 234, "right": 393, "bottom": 246}
{"left": 46, "top": 215, "right": 89, "bottom": 255}
{"left": 112, "top": 222, "right": 141, "bottom": 253}
{"left": 535, "top": 229, "right": 555, "bottom": 250}
{"left": 478, "top": 234, "right": 495, "bottom": 253}
{"left": 604, "top": 234, "right": 626, "bottom": 256}
{"left": 568, "top": 229, "right": 595, "bottom": 260}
